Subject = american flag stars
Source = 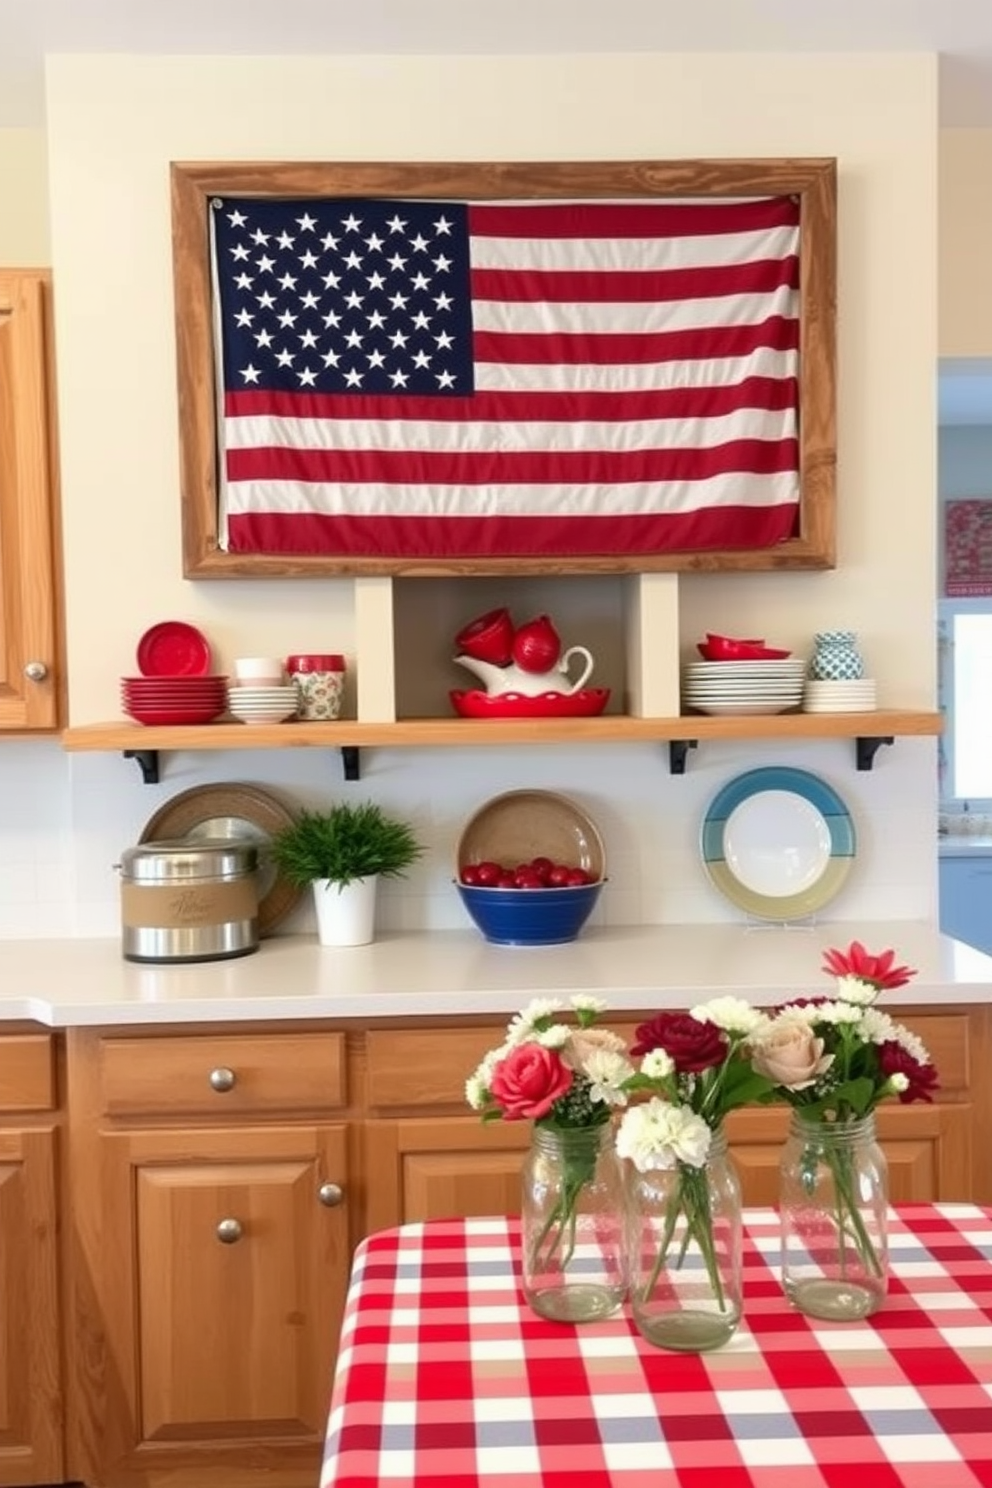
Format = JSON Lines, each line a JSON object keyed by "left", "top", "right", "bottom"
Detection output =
{"left": 212, "top": 197, "right": 474, "bottom": 397}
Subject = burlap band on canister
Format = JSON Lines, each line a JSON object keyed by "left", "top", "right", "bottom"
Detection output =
{"left": 120, "top": 879, "right": 257, "bottom": 931}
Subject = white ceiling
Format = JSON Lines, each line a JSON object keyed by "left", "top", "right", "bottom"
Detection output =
{"left": 2, "top": 0, "right": 992, "bottom": 127}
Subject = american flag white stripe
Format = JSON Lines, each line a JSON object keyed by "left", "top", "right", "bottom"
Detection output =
{"left": 472, "top": 285, "right": 795, "bottom": 336}
{"left": 228, "top": 469, "right": 799, "bottom": 519}
{"left": 223, "top": 407, "right": 795, "bottom": 458}
{"left": 471, "top": 224, "right": 800, "bottom": 273}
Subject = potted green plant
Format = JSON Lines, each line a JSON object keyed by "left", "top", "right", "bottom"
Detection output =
{"left": 270, "top": 801, "right": 425, "bottom": 946}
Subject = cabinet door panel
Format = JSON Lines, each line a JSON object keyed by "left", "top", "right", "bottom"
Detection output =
{"left": 0, "top": 1126, "right": 62, "bottom": 1486}
{"left": 366, "top": 1117, "right": 529, "bottom": 1229}
{"left": 0, "top": 270, "right": 61, "bottom": 731}
{"left": 104, "top": 1125, "right": 348, "bottom": 1463}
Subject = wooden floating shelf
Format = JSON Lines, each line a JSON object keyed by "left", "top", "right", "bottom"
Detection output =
{"left": 60, "top": 711, "right": 942, "bottom": 783}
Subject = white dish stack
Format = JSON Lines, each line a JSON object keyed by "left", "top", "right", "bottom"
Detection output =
{"left": 682, "top": 660, "right": 808, "bottom": 716}
{"left": 803, "top": 679, "right": 878, "bottom": 713}
{"left": 227, "top": 684, "right": 301, "bottom": 724}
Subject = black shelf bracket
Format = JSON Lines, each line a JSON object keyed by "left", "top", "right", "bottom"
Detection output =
{"left": 340, "top": 746, "right": 361, "bottom": 781}
{"left": 669, "top": 739, "right": 698, "bottom": 775}
{"left": 124, "top": 749, "right": 161, "bottom": 785}
{"left": 855, "top": 735, "right": 895, "bottom": 772}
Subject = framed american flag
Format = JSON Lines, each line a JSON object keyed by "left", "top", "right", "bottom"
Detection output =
{"left": 170, "top": 158, "right": 836, "bottom": 578}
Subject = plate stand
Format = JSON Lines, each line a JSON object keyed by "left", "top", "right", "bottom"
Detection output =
{"left": 743, "top": 912, "right": 819, "bottom": 934}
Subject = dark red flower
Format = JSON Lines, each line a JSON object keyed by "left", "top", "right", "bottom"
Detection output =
{"left": 631, "top": 1011, "right": 726, "bottom": 1074}
{"left": 877, "top": 1041, "right": 940, "bottom": 1103}
{"left": 821, "top": 940, "right": 917, "bottom": 991}
{"left": 772, "top": 995, "right": 831, "bottom": 1015}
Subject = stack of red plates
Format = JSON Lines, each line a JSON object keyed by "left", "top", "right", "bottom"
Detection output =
{"left": 121, "top": 676, "right": 229, "bottom": 727}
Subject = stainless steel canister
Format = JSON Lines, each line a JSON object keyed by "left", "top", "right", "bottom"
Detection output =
{"left": 116, "top": 838, "right": 260, "bottom": 963}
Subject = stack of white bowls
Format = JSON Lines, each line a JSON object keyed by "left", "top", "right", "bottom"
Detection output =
{"left": 228, "top": 683, "right": 300, "bottom": 724}
{"left": 803, "top": 678, "right": 878, "bottom": 713}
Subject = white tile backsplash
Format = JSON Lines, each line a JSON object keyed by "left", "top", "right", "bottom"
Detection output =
{"left": 0, "top": 734, "right": 939, "bottom": 941}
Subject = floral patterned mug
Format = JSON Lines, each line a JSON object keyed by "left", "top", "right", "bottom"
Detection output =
{"left": 286, "top": 653, "right": 346, "bottom": 720}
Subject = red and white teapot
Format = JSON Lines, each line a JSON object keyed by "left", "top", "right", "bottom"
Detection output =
{"left": 453, "top": 609, "right": 595, "bottom": 698}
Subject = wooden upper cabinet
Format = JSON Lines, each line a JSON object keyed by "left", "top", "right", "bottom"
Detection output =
{"left": 0, "top": 269, "right": 64, "bottom": 731}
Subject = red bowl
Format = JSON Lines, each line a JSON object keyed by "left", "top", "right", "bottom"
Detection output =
{"left": 697, "top": 643, "right": 792, "bottom": 661}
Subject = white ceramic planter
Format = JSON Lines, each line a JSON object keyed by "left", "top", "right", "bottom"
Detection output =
{"left": 311, "top": 876, "right": 379, "bottom": 947}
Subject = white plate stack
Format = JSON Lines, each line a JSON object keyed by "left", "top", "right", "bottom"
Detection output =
{"left": 682, "top": 660, "right": 808, "bottom": 716}
{"left": 803, "top": 679, "right": 878, "bottom": 713}
{"left": 227, "top": 684, "right": 301, "bottom": 724}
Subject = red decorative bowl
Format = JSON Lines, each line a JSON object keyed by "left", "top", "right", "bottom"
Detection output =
{"left": 449, "top": 689, "right": 610, "bottom": 719}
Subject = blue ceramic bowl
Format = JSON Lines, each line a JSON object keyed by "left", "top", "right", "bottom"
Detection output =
{"left": 455, "top": 880, "right": 603, "bottom": 946}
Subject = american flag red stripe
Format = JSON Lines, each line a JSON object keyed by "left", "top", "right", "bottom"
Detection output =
{"left": 212, "top": 193, "right": 802, "bottom": 560}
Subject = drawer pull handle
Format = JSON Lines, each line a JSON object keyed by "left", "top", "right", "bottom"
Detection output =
{"left": 318, "top": 1182, "right": 344, "bottom": 1208}
{"left": 209, "top": 1066, "right": 236, "bottom": 1092}
{"left": 216, "top": 1218, "right": 243, "bottom": 1244}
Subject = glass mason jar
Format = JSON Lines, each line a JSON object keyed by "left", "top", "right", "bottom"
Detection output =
{"left": 780, "top": 1112, "right": 889, "bottom": 1321}
{"left": 521, "top": 1124, "right": 626, "bottom": 1323}
{"left": 623, "top": 1127, "right": 743, "bottom": 1352}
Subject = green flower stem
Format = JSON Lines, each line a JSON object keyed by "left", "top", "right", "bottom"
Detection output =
{"left": 527, "top": 1138, "right": 598, "bottom": 1276}
{"left": 643, "top": 1163, "right": 728, "bottom": 1312}
{"left": 822, "top": 1143, "right": 884, "bottom": 1280}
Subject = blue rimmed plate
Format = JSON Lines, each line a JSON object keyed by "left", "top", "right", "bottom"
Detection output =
{"left": 700, "top": 766, "right": 856, "bottom": 921}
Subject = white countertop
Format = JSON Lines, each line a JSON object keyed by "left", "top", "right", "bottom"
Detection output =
{"left": 1, "top": 922, "right": 989, "bottom": 1027}
{"left": 939, "top": 834, "right": 992, "bottom": 857}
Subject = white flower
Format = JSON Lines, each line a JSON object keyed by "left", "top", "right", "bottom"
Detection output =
{"left": 465, "top": 1073, "right": 489, "bottom": 1110}
{"left": 859, "top": 1008, "right": 898, "bottom": 1045}
{"left": 889, "top": 1072, "right": 910, "bottom": 1092}
{"left": 691, "top": 996, "right": 767, "bottom": 1036}
{"left": 835, "top": 975, "right": 879, "bottom": 1007}
{"left": 640, "top": 1047, "right": 675, "bottom": 1080}
{"left": 616, "top": 1098, "right": 712, "bottom": 1172}
{"left": 812, "top": 1000, "right": 865, "bottom": 1026}
{"left": 772, "top": 1003, "right": 820, "bottom": 1028}
{"left": 892, "top": 1024, "right": 932, "bottom": 1065}
{"left": 533, "top": 1023, "right": 570, "bottom": 1050}
{"left": 570, "top": 994, "right": 608, "bottom": 1014}
{"left": 505, "top": 998, "right": 565, "bottom": 1044}
{"left": 582, "top": 1048, "right": 634, "bottom": 1106}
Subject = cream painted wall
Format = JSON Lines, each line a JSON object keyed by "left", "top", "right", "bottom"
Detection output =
{"left": 43, "top": 52, "right": 938, "bottom": 719}
{"left": 0, "top": 53, "right": 946, "bottom": 941}
{"left": 0, "top": 128, "right": 49, "bottom": 262}
{"left": 939, "top": 129, "right": 992, "bottom": 356}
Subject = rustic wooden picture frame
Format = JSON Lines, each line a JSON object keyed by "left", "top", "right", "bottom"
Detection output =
{"left": 170, "top": 157, "right": 836, "bottom": 578}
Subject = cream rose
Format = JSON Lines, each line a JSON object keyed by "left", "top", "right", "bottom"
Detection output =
{"left": 751, "top": 1023, "right": 834, "bottom": 1090}
{"left": 561, "top": 1026, "right": 627, "bottom": 1072}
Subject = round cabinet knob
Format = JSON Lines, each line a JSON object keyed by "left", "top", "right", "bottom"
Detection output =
{"left": 216, "top": 1218, "right": 243, "bottom": 1244}
{"left": 23, "top": 661, "right": 48, "bottom": 682}
{"left": 209, "top": 1066, "right": 236, "bottom": 1092}
{"left": 317, "top": 1182, "right": 344, "bottom": 1208}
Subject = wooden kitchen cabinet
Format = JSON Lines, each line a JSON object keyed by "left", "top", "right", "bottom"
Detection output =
{"left": 0, "top": 1031, "right": 64, "bottom": 1487}
{"left": 0, "top": 270, "right": 64, "bottom": 732}
{"left": 67, "top": 1028, "right": 352, "bottom": 1488}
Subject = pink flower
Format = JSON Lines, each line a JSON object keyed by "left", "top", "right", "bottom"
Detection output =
{"left": 489, "top": 1043, "right": 574, "bottom": 1120}
{"left": 821, "top": 940, "right": 917, "bottom": 991}
{"left": 630, "top": 1012, "right": 726, "bottom": 1074}
{"left": 878, "top": 1041, "right": 939, "bottom": 1103}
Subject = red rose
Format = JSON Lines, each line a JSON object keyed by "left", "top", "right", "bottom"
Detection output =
{"left": 489, "top": 1044, "right": 574, "bottom": 1120}
{"left": 821, "top": 940, "right": 916, "bottom": 991}
{"left": 878, "top": 1041, "right": 939, "bottom": 1103}
{"left": 630, "top": 1012, "right": 726, "bottom": 1074}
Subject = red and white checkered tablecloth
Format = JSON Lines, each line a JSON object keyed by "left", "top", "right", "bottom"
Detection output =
{"left": 320, "top": 1205, "right": 992, "bottom": 1488}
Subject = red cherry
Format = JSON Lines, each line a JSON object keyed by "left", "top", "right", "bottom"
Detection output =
{"left": 566, "top": 867, "right": 591, "bottom": 886}
{"left": 475, "top": 860, "right": 503, "bottom": 886}
{"left": 497, "top": 871, "right": 517, "bottom": 887}
{"left": 530, "top": 856, "right": 554, "bottom": 879}
{"left": 547, "top": 865, "right": 572, "bottom": 887}
{"left": 514, "top": 868, "right": 544, "bottom": 889}
{"left": 460, "top": 865, "right": 482, "bottom": 886}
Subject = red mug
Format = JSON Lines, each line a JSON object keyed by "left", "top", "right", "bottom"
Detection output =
{"left": 454, "top": 608, "right": 514, "bottom": 667}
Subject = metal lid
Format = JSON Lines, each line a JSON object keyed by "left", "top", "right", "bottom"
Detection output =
{"left": 118, "top": 837, "right": 259, "bottom": 882}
